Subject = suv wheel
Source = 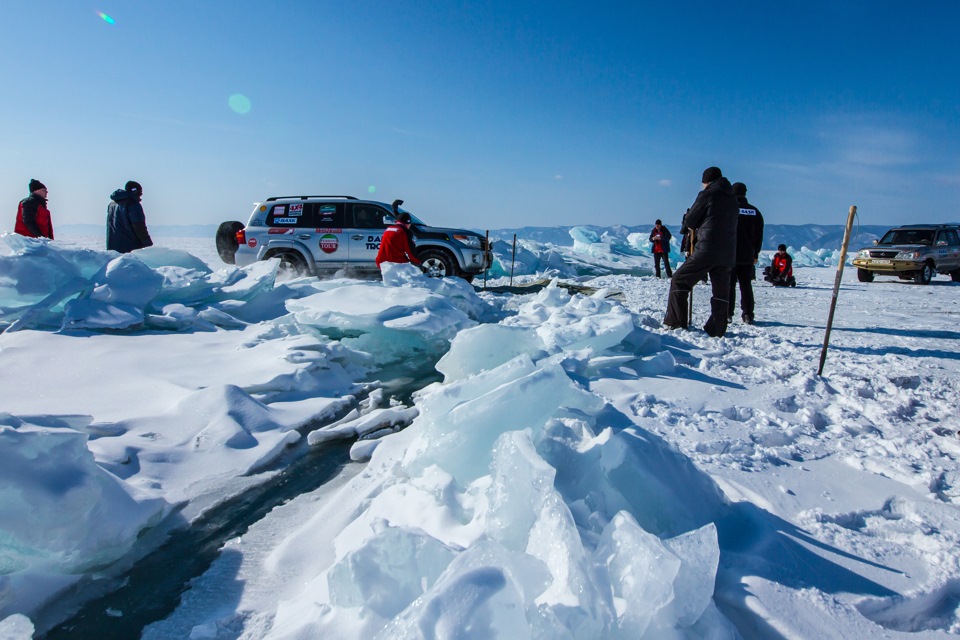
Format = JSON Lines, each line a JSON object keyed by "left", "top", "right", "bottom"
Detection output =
{"left": 914, "top": 262, "right": 934, "bottom": 285}
{"left": 857, "top": 268, "right": 874, "bottom": 283}
{"left": 419, "top": 249, "right": 456, "bottom": 278}
{"left": 216, "top": 221, "right": 245, "bottom": 265}
{"left": 274, "top": 251, "right": 309, "bottom": 279}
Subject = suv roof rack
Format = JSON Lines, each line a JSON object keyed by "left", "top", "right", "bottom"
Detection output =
{"left": 265, "top": 195, "right": 358, "bottom": 201}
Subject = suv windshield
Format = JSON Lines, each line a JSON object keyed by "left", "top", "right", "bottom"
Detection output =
{"left": 879, "top": 229, "right": 935, "bottom": 245}
{"left": 394, "top": 208, "right": 424, "bottom": 225}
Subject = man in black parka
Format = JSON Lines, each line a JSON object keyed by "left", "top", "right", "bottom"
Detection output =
{"left": 106, "top": 180, "right": 153, "bottom": 253}
{"left": 662, "top": 166, "right": 739, "bottom": 337}
{"left": 728, "top": 182, "right": 764, "bottom": 324}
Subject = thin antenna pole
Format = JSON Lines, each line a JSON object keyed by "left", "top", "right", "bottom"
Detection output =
{"left": 510, "top": 233, "right": 517, "bottom": 287}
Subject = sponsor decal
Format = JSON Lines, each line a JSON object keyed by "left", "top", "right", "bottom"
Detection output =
{"left": 289, "top": 203, "right": 304, "bottom": 216}
{"left": 739, "top": 208, "right": 757, "bottom": 216}
{"left": 315, "top": 228, "right": 343, "bottom": 233}
{"left": 272, "top": 205, "right": 286, "bottom": 215}
{"left": 248, "top": 238, "right": 258, "bottom": 248}
{"left": 366, "top": 234, "right": 382, "bottom": 250}
{"left": 251, "top": 218, "right": 264, "bottom": 226}
{"left": 272, "top": 217, "right": 298, "bottom": 225}
{"left": 259, "top": 205, "right": 267, "bottom": 212}
{"left": 319, "top": 234, "right": 339, "bottom": 254}
{"left": 320, "top": 205, "right": 337, "bottom": 214}
{"left": 268, "top": 228, "right": 294, "bottom": 235}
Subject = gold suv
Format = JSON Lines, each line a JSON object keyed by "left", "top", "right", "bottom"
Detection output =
{"left": 852, "top": 224, "right": 960, "bottom": 284}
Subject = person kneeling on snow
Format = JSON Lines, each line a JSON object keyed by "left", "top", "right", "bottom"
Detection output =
{"left": 376, "top": 212, "right": 421, "bottom": 271}
{"left": 763, "top": 244, "right": 796, "bottom": 287}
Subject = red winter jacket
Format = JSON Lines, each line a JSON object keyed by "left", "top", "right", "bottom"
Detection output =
{"left": 15, "top": 195, "right": 54, "bottom": 239}
{"left": 771, "top": 252, "right": 793, "bottom": 278}
{"left": 375, "top": 223, "right": 420, "bottom": 268}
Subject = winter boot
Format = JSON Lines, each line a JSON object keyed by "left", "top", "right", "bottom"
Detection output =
{"left": 703, "top": 297, "right": 729, "bottom": 337}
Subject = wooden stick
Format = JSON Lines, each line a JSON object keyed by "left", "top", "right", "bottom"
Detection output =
{"left": 818, "top": 206, "right": 858, "bottom": 376}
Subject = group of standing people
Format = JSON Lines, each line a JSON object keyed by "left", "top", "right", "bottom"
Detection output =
{"left": 13, "top": 178, "right": 153, "bottom": 253}
{"left": 660, "top": 166, "right": 766, "bottom": 338}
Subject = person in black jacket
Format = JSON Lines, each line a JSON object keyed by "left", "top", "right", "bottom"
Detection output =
{"left": 728, "top": 182, "right": 764, "bottom": 324}
{"left": 106, "top": 180, "right": 153, "bottom": 253}
{"left": 649, "top": 219, "right": 673, "bottom": 278}
{"left": 662, "top": 166, "right": 739, "bottom": 337}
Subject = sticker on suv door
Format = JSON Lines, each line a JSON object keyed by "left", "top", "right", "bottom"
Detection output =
{"left": 272, "top": 217, "right": 298, "bottom": 225}
{"left": 319, "top": 234, "right": 339, "bottom": 254}
{"left": 268, "top": 228, "right": 294, "bottom": 235}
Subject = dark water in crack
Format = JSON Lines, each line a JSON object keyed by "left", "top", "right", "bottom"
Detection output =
{"left": 40, "top": 365, "right": 441, "bottom": 639}
{"left": 40, "top": 440, "right": 354, "bottom": 640}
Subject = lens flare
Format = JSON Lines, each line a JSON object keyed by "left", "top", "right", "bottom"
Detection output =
{"left": 97, "top": 11, "right": 115, "bottom": 24}
{"left": 368, "top": 185, "right": 376, "bottom": 193}
{"left": 228, "top": 94, "right": 252, "bottom": 114}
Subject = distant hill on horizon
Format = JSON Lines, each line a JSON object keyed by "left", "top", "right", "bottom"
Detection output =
{"left": 58, "top": 222, "right": 894, "bottom": 252}
{"left": 491, "top": 223, "right": 892, "bottom": 251}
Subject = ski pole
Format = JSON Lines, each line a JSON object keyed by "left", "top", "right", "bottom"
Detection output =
{"left": 818, "top": 206, "right": 857, "bottom": 376}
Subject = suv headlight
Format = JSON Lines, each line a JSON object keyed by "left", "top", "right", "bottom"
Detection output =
{"left": 895, "top": 250, "right": 921, "bottom": 260}
{"left": 856, "top": 250, "right": 870, "bottom": 259}
{"left": 452, "top": 234, "right": 481, "bottom": 248}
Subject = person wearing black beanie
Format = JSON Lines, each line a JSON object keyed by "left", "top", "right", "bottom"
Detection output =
{"left": 106, "top": 180, "right": 153, "bottom": 253}
{"left": 15, "top": 178, "right": 54, "bottom": 239}
{"left": 728, "top": 182, "right": 765, "bottom": 324}
{"left": 702, "top": 166, "right": 722, "bottom": 184}
{"left": 662, "top": 166, "right": 739, "bottom": 337}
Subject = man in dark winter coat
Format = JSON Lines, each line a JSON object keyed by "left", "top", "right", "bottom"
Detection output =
{"left": 15, "top": 178, "right": 54, "bottom": 239}
{"left": 662, "top": 166, "right": 739, "bottom": 337}
{"left": 728, "top": 182, "right": 764, "bottom": 324}
{"left": 649, "top": 219, "right": 673, "bottom": 278}
{"left": 106, "top": 181, "right": 153, "bottom": 253}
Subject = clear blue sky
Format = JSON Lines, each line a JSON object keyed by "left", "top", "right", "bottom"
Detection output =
{"left": 2, "top": 1, "right": 958, "bottom": 231}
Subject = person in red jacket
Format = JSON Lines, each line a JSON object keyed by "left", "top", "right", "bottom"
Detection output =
{"left": 15, "top": 178, "right": 54, "bottom": 239}
{"left": 764, "top": 244, "right": 795, "bottom": 286}
{"left": 375, "top": 212, "right": 421, "bottom": 269}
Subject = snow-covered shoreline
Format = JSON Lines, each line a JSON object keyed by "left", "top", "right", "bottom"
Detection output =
{"left": 2, "top": 232, "right": 959, "bottom": 638}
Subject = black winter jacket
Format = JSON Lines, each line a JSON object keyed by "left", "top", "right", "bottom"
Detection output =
{"left": 106, "top": 189, "right": 153, "bottom": 253}
{"left": 734, "top": 196, "right": 764, "bottom": 265}
{"left": 683, "top": 178, "right": 739, "bottom": 266}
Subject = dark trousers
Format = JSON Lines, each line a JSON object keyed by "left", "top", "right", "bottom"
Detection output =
{"left": 653, "top": 252, "right": 672, "bottom": 278}
{"left": 728, "top": 263, "right": 756, "bottom": 319}
{"left": 663, "top": 253, "right": 732, "bottom": 337}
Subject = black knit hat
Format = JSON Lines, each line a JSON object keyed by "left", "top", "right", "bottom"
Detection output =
{"left": 702, "top": 167, "right": 722, "bottom": 183}
{"left": 28, "top": 178, "right": 46, "bottom": 192}
{"left": 778, "top": 244, "right": 787, "bottom": 251}
{"left": 732, "top": 182, "right": 747, "bottom": 196}
{"left": 397, "top": 212, "right": 412, "bottom": 224}
{"left": 125, "top": 180, "right": 142, "bottom": 194}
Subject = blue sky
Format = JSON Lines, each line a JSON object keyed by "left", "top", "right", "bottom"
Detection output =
{"left": 2, "top": 1, "right": 958, "bottom": 232}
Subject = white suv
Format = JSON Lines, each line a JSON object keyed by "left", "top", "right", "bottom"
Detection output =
{"left": 217, "top": 196, "right": 491, "bottom": 281}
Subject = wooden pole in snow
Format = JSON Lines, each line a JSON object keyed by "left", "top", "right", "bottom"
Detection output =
{"left": 818, "top": 205, "right": 857, "bottom": 376}
{"left": 687, "top": 228, "right": 696, "bottom": 327}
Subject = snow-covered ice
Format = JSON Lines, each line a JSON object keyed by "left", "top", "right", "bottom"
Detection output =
{"left": 1, "top": 231, "right": 959, "bottom": 639}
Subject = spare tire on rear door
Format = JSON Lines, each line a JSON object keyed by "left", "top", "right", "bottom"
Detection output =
{"left": 216, "top": 221, "right": 245, "bottom": 264}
